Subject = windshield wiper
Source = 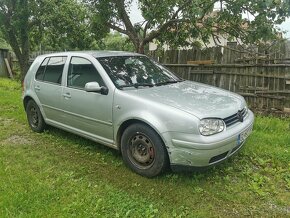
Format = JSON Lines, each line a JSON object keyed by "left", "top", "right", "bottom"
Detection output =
{"left": 119, "top": 83, "right": 155, "bottom": 89}
{"left": 155, "top": 80, "right": 183, "bottom": 86}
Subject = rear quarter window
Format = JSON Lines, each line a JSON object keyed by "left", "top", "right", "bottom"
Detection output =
{"left": 35, "top": 58, "right": 49, "bottom": 81}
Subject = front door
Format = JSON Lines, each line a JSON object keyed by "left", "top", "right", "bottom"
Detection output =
{"left": 61, "top": 56, "right": 114, "bottom": 144}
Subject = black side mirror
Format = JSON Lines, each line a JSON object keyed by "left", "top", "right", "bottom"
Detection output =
{"left": 100, "top": 86, "right": 109, "bottom": 95}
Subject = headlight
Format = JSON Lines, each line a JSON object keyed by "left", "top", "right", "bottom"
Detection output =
{"left": 199, "top": 119, "right": 225, "bottom": 136}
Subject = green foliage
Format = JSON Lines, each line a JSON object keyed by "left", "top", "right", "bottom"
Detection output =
{"left": 0, "top": 0, "right": 100, "bottom": 78}
{"left": 0, "top": 32, "right": 10, "bottom": 49}
{"left": 0, "top": 0, "right": 31, "bottom": 77}
{"left": 30, "top": 0, "right": 95, "bottom": 51}
{"left": 0, "top": 78, "right": 289, "bottom": 217}
{"left": 96, "top": 32, "right": 135, "bottom": 51}
{"left": 88, "top": 0, "right": 290, "bottom": 52}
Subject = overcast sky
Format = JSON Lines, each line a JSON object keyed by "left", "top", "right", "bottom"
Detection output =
{"left": 279, "top": 19, "right": 290, "bottom": 38}
{"left": 129, "top": 1, "right": 290, "bottom": 39}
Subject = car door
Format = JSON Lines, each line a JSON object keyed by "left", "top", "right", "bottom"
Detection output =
{"left": 61, "top": 56, "right": 114, "bottom": 144}
{"left": 34, "top": 56, "right": 67, "bottom": 122}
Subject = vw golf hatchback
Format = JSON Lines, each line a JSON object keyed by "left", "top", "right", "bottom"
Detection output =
{"left": 23, "top": 51, "right": 254, "bottom": 177}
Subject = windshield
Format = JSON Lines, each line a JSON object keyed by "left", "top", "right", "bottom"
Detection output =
{"left": 97, "top": 56, "right": 181, "bottom": 89}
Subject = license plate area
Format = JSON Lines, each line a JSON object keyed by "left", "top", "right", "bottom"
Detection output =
{"left": 237, "top": 126, "right": 252, "bottom": 145}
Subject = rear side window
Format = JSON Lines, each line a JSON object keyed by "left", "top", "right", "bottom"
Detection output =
{"left": 35, "top": 56, "right": 67, "bottom": 85}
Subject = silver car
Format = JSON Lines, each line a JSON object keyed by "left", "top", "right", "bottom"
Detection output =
{"left": 23, "top": 51, "right": 254, "bottom": 177}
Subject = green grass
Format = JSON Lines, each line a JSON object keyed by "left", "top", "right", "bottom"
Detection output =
{"left": 0, "top": 78, "right": 289, "bottom": 217}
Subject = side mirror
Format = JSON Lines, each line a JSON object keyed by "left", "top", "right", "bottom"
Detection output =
{"left": 84, "top": 82, "right": 108, "bottom": 95}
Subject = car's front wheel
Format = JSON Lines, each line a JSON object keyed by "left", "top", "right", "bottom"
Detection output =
{"left": 26, "top": 100, "right": 46, "bottom": 132}
{"left": 121, "top": 123, "right": 168, "bottom": 177}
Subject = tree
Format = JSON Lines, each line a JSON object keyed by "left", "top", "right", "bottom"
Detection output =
{"left": 88, "top": 0, "right": 290, "bottom": 53}
{"left": 0, "top": 0, "right": 31, "bottom": 79}
{"left": 0, "top": 0, "right": 94, "bottom": 79}
{"left": 31, "top": 0, "right": 94, "bottom": 51}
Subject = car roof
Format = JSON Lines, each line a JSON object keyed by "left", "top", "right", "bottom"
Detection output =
{"left": 37, "top": 51, "right": 144, "bottom": 58}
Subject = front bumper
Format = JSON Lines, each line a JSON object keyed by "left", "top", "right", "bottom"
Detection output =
{"left": 162, "top": 110, "right": 254, "bottom": 169}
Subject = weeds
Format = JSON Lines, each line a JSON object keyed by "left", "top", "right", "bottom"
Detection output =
{"left": 0, "top": 78, "right": 289, "bottom": 217}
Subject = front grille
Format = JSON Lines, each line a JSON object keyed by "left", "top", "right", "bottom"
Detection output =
{"left": 223, "top": 108, "right": 247, "bottom": 127}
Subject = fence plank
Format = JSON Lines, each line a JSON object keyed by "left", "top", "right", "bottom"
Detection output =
{"left": 4, "top": 58, "right": 13, "bottom": 79}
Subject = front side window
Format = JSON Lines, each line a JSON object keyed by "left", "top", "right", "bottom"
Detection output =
{"left": 97, "top": 56, "right": 181, "bottom": 89}
{"left": 67, "top": 57, "right": 105, "bottom": 89}
{"left": 35, "top": 56, "right": 66, "bottom": 85}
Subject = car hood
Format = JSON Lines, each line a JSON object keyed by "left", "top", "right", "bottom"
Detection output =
{"left": 125, "top": 81, "right": 246, "bottom": 119}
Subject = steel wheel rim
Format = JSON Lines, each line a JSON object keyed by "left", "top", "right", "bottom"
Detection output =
{"left": 29, "top": 106, "right": 39, "bottom": 128}
{"left": 128, "top": 133, "right": 155, "bottom": 169}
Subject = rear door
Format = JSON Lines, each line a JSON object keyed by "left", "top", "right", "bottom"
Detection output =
{"left": 61, "top": 56, "right": 114, "bottom": 144}
{"left": 34, "top": 56, "right": 67, "bottom": 122}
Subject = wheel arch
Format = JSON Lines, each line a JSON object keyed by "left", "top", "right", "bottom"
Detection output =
{"left": 115, "top": 118, "right": 168, "bottom": 151}
{"left": 23, "top": 94, "right": 46, "bottom": 120}
{"left": 23, "top": 95, "right": 34, "bottom": 110}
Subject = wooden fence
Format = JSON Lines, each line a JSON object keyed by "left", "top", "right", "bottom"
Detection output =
{"left": 0, "top": 48, "right": 13, "bottom": 78}
{"left": 149, "top": 46, "right": 290, "bottom": 114}
{"left": 150, "top": 43, "right": 290, "bottom": 65}
{"left": 10, "top": 50, "right": 61, "bottom": 64}
{"left": 29, "top": 50, "right": 59, "bottom": 61}
{"left": 9, "top": 46, "right": 290, "bottom": 113}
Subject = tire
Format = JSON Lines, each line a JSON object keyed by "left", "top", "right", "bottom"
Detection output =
{"left": 26, "top": 100, "right": 46, "bottom": 133}
{"left": 121, "top": 123, "right": 168, "bottom": 177}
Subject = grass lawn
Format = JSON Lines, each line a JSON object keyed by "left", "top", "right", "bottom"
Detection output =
{"left": 0, "top": 78, "right": 289, "bottom": 217}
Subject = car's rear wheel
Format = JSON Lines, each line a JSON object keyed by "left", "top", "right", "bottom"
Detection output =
{"left": 121, "top": 123, "right": 168, "bottom": 177}
{"left": 26, "top": 100, "right": 46, "bottom": 132}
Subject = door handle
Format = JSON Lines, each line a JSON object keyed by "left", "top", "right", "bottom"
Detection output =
{"left": 62, "top": 93, "right": 71, "bottom": 99}
{"left": 35, "top": 85, "right": 40, "bottom": 91}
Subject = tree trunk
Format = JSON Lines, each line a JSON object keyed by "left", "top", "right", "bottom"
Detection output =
{"left": 18, "top": 55, "right": 30, "bottom": 81}
{"left": 131, "top": 38, "right": 141, "bottom": 54}
{"left": 7, "top": 35, "right": 30, "bottom": 81}
{"left": 133, "top": 40, "right": 145, "bottom": 54}
{"left": 137, "top": 43, "right": 145, "bottom": 54}
{"left": 5, "top": 38, "right": 30, "bottom": 81}
{"left": 0, "top": 0, "right": 30, "bottom": 81}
